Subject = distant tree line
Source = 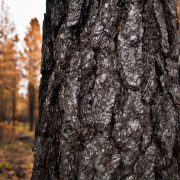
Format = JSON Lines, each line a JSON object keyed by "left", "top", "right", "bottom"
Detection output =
{"left": 0, "top": 0, "right": 41, "bottom": 131}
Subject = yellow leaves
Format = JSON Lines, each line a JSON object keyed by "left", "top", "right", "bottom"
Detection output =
{"left": 23, "top": 18, "right": 42, "bottom": 88}
{"left": 0, "top": 0, "right": 19, "bottom": 120}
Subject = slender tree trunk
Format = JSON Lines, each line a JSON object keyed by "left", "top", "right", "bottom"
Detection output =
{"left": 12, "top": 84, "right": 16, "bottom": 125}
{"left": 32, "top": 0, "right": 180, "bottom": 179}
{"left": 29, "top": 83, "right": 35, "bottom": 131}
{"left": 0, "top": 89, "right": 5, "bottom": 120}
{"left": 12, "top": 93, "right": 16, "bottom": 125}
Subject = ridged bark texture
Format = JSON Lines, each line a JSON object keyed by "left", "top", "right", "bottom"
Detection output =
{"left": 32, "top": 0, "right": 180, "bottom": 179}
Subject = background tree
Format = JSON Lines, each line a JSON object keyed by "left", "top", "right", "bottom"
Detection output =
{"left": 177, "top": 0, "right": 180, "bottom": 32}
{"left": 0, "top": 0, "right": 19, "bottom": 122}
{"left": 23, "top": 18, "right": 42, "bottom": 131}
{"left": 32, "top": 0, "right": 180, "bottom": 179}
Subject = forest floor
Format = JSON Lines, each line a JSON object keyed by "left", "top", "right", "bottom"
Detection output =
{"left": 0, "top": 122, "right": 34, "bottom": 180}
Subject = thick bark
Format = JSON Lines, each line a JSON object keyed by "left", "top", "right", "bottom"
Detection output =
{"left": 32, "top": 0, "right": 180, "bottom": 179}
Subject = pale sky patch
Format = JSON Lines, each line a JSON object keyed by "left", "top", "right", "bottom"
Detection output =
{"left": 5, "top": 0, "right": 46, "bottom": 40}
{"left": 4, "top": 0, "right": 46, "bottom": 94}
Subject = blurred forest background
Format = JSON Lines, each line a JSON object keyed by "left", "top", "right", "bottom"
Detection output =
{"left": 0, "top": 0, "right": 180, "bottom": 179}
{"left": 0, "top": 0, "right": 41, "bottom": 179}
{"left": 0, "top": 0, "right": 41, "bottom": 129}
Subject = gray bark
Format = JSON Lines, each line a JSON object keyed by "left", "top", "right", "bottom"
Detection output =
{"left": 32, "top": 0, "right": 180, "bottom": 179}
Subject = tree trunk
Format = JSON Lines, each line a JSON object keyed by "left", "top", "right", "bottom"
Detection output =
{"left": 32, "top": 0, "right": 180, "bottom": 179}
{"left": 12, "top": 81, "right": 16, "bottom": 125}
{"left": 29, "top": 83, "right": 35, "bottom": 131}
{"left": 12, "top": 91, "right": 16, "bottom": 125}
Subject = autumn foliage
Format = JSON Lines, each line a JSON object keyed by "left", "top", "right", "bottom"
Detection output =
{"left": 0, "top": 0, "right": 41, "bottom": 130}
{"left": 0, "top": 0, "right": 19, "bottom": 122}
{"left": 22, "top": 18, "right": 42, "bottom": 131}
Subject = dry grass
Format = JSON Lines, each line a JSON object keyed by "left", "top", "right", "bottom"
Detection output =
{"left": 0, "top": 122, "right": 34, "bottom": 180}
